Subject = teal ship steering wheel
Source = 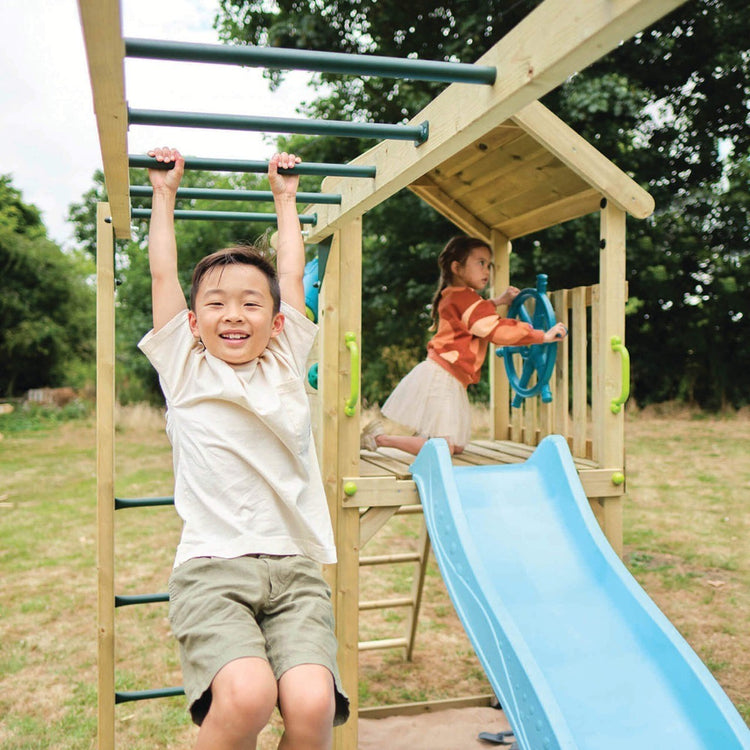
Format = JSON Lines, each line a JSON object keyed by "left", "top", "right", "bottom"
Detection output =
{"left": 496, "top": 274, "right": 558, "bottom": 408}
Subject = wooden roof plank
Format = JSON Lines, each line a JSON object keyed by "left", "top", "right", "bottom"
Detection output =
{"left": 408, "top": 177, "right": 493, "bottom": 243}
{"left": 77, "top": 0, "right": 131, "bottom": 239}
{"left": 511, "top": 101, "right": 654, "bottom": 219}
{"left": 478, "top": 166, "right": 591, "bottom": 221}
{"left": 436, "top": 134, "right": 550, "bottom": 203}
{"left": 495, "top": 188, "right": 602, "bottom": 238}
{"left": 462, "top": 155, "right": 570, "bottom": 217}
{"left": 307, "top": 0, "right": 683, "bottom": 243}
{"left": 429, "top": 125, "right": 528, "bottom": 181}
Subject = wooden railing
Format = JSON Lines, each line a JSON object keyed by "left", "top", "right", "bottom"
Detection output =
{"left": 505, "top": 283, "right": 597, "bottom": 460}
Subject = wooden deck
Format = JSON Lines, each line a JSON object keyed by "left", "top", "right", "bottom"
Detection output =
{"left": 352, "top": 438, "right": 621, "bottom": 507}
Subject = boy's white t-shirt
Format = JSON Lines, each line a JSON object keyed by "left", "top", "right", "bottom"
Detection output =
{"left": 138, "top": 302, "right": 336, "bottom": 568}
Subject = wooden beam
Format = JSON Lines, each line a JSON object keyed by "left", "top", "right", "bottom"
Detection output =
{"left": 341, "top": 469, "right": 621, "bottom": 508}
{"left": 408, "top": 177, "right": 492, "bottom": 242}
{"left": 490, "top": 232, "right": 512, "bottom": 441}
{"left": 511, "top": 102, "right": 655, "bottom": 219}
{"left": 77, "top": 0, "right": 131, "bottom": 239}
{"left": 359, "top": 694, "right": 496, "bottom": 718}
{"left": 306, "top": 0, "right": 685, "bottom": 243}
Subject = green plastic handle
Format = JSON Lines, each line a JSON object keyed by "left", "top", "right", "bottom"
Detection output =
{"left": 344, "top": 332, "right": 359, "bottom": 417}
{"left": 610, "top": 335, "right": 630, "bottom": 414}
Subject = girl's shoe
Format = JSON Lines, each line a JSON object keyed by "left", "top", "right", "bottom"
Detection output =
{"left": 360, "top": 419, "right": 384, "bottom": 451}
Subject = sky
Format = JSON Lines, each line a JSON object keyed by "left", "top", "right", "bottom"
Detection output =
{"left": 0, "top": 0, "right": 310, "bottom": 247}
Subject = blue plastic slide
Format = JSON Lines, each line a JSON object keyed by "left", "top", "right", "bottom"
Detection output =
{"left": 410, "top": 435, "right": 750, "bottom": 750}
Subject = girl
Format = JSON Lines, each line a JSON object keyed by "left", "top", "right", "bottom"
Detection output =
{"left": 361, "top": 235, "right": 567, "bottom": 456}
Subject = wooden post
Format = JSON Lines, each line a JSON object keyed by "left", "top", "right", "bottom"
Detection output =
{"left": 319, "top": 221, "right": 362, "bottom": 750}
{"left": 552, "top": 288, "right": 570, "bottom": 439}
{"left": 96, "top": 202, "right": 116, "bottom": 749}
{"left": 592, "top": 201, "right": 626, "bottom": 555}
{"left": 490, "top": 230, "right": 511, "bottom": 441}
{"left": 404, "top": 522, "right": 431, "bottom": 661}
{"left": 571, "top": 286, "right": 588, "bottom": 457}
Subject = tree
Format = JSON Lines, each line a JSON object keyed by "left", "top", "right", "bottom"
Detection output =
{"left": 0, "top": 176, "right": 95, "bottom": 396}
{"left": 215, "top": 0, "right": 750, "bottom": 408}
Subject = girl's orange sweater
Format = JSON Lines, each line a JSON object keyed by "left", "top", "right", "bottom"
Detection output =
{"left": 427, "top": 286, "right": 545, "bottom": 386}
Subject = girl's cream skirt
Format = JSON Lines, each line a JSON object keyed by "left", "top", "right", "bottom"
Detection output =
{"left": 381, "top": 358, "right": 471, "bottom": 448}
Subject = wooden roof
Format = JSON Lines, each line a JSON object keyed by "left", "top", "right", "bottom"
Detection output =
{"left": 408, "top": 101, "right": 654, "bottom": 242}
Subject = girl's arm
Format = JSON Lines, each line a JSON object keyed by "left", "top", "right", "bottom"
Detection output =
{"left": 268, "top": 152, "right": 306, "bottom": 315}
{"left": 489, "top": 286, "right": 520, "bottom": 307}
{"left": 487, "top": 289, "right": 568, "bottom": 342}
{"left": 453, "top": 290, "right": 546, "bottom": 347}
{"left": 542, "top": 322, "right": 568, "bottom": 342}
{"left": 146, "top": 147, "right": 188, "bottom": 332}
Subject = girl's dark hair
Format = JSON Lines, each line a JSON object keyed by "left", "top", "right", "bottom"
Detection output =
{"left": 429, "top": 236, "right": 490, "bottom": 329}
{"left": 190, "top": 245, "right": 281, "bottom": 314}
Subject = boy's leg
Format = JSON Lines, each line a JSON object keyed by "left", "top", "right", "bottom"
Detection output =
{"left": 277, "top": 664, "right": 336, "bottom": 750}
{"left": 194, "top": 657, "right": 278, "bottom": 750}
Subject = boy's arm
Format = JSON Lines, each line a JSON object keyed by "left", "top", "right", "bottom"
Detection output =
{"left": 268, "top": 152, "right": 306, "bottom": 315}
{"left": 146, "top": 147, "right": 188, "bottom": 332}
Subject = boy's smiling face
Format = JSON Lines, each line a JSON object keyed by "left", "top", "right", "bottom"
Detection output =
{"left": 188, "top": 263, "right": 284, "bottom": 366}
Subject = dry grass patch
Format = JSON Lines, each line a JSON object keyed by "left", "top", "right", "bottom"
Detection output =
{"left": 623, "top": 411, "right": 750, "bottom": 722}
{"left": 0, "top": 404, "right": 747, "bottom": 749}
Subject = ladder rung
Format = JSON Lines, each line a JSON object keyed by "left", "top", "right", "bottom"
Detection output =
{"left": 360, "top": 552, "right": 421, "bottom": 566}
{"left": 359, "top": 597, "right": 413, "bottom": 611}
{"left": 396, "top": 505, "right": 424, "bottom": 515}
{"left": 115, "top": 687, "right": 184, "bottom": 703}
{"left": 115, "top": 593, "right": 169, "bottom": 607}
{"left": 359, "top": 637, "right": 409, "bottom": 652}
{"left": 115, "top": 496, "right": 174, "bottom": 509}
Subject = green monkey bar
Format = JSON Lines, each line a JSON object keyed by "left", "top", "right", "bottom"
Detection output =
{"left": 128, "top": 154, "right": 376, "bottom": 178}
{"left": 129, "top": 185, "right": 342, "bottom": 205}
{"left": 124, "top": 37, "right": 497, "bottom": 85}
{"left": 130, "top": 208, "right": 317, "bottom": 224}
{"left": 128, "top": 107, "right": 429, "bottom": 145}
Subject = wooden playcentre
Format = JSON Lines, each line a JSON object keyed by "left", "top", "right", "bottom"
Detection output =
{"left": 79, "top": 1, "right": 686, "bottom": 747}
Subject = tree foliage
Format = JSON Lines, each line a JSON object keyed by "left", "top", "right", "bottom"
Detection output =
{"left": 65, "top": 1, "right": 749, "bottom": 408}
{"left": 214, "top": 0, "right": 750, "bottom": 409}
{"left": 0, "top": 176, "right": 95, "bottom": 396}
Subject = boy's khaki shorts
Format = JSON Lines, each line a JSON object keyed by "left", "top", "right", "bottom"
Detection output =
{"left": 168, "top": 554, "right": 350, "bottom": 726}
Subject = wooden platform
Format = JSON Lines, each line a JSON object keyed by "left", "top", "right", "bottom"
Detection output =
{"left": 350, "top": 438, "right": 622, "bottom": 511}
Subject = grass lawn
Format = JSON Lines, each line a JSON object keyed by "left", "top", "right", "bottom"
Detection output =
{"left": 0, "top": 403, "right": 748, "bottom": 748}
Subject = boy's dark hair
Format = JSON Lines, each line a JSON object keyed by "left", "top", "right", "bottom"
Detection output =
{"left": 190, "top": 245, "right": 281, "bottom": 315}
{"left": 429, "top": 235, "right": 491, "bottom": 328}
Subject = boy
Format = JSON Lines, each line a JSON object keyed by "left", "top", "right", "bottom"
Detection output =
{"left": 138, "top": 147, "right": 349, "bottom": 750}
